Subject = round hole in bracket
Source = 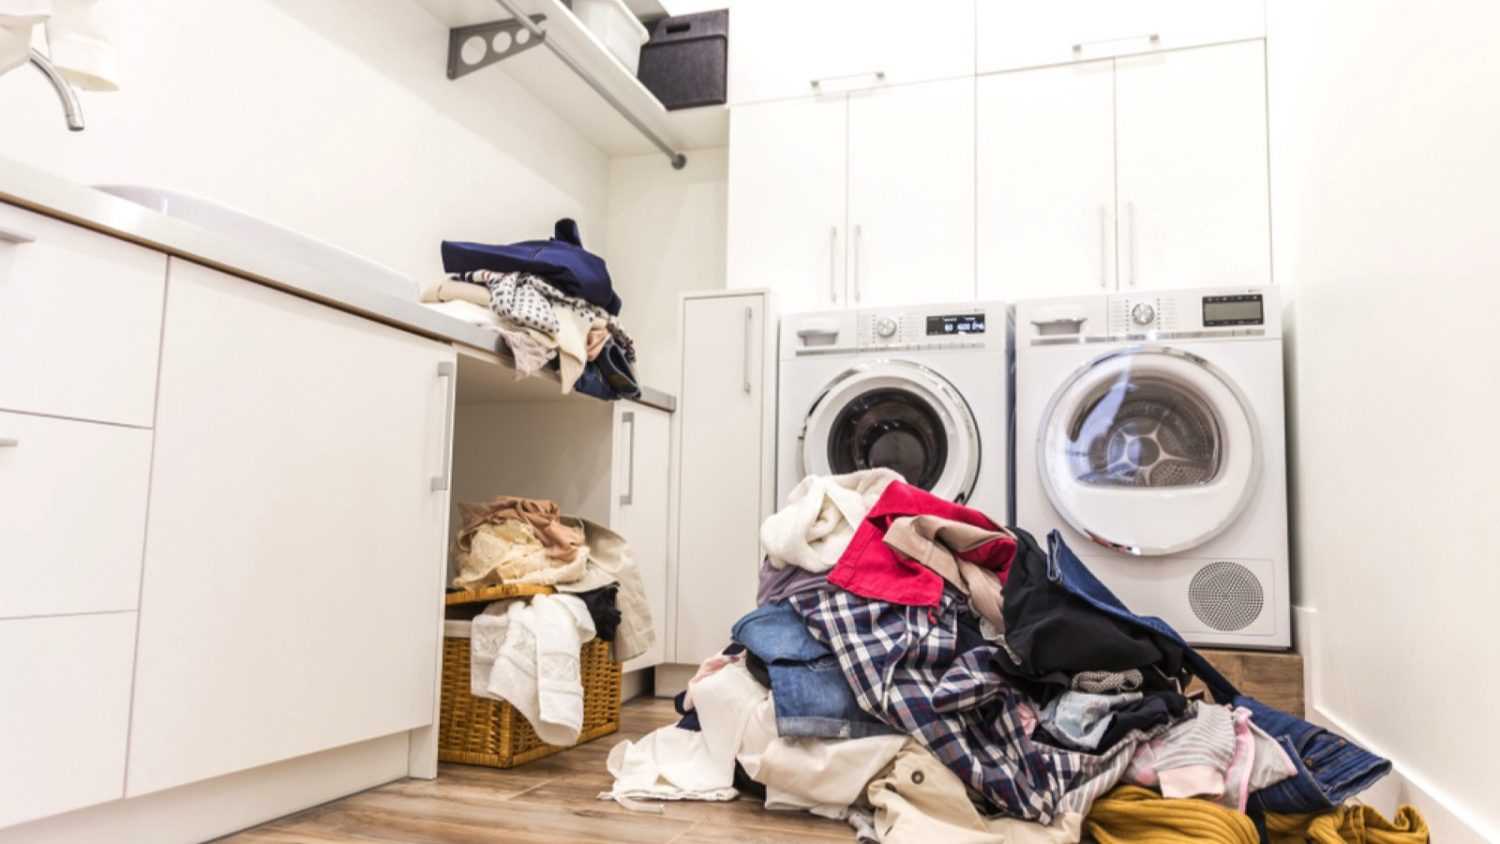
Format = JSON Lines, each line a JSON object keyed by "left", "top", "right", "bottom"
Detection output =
{"left": 491, "top": 30, "right": 513, "bottom": 53}
{"left": 460, "top": 35, "right": 487, "bottom": 66}
{"left": 515, "top": 28, "right": 531, "bottom": 45}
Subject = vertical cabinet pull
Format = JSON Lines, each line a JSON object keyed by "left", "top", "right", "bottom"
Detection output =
{"left": 742, "top": 306, "right": 754, "bottom": 395}
{"left": 430, "top": 361, "right": 456, "bottom": 492}
{"left": 1098, "top": 205, "right": 1109, "bottom": 289}
{"left": 618, "top": 411, "right": 636, "bottom": 506}
{"left": 828, "top": 226, "right": 839, "bottom": 303}
{"left": 1125, "top": 201, "right": 1138, "bottom": 288}
{"left": 0, "top": 225, "right": 37, "bottom": 245}
{"left": 853, "top": 224, "right": 863, "bottom": 303}
{"left": 0, "top": 437, "right": 18, "bottom": 447}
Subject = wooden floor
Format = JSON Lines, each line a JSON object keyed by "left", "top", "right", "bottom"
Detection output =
{"left": 223, "top": 697, "right": 853, "bottom": 844}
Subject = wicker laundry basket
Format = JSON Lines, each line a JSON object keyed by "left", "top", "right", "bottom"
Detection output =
{"left": 438, "top": 582, "right": 622, "bottom": 769}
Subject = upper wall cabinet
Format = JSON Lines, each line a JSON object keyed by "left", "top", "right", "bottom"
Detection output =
{"left": 729, "top": 0, "right": 975, "bottom": 104}
{"left": 976, "top": 0, "right": 1265, "bottom": 74}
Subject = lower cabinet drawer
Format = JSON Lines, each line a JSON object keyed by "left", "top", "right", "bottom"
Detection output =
{"left": 0, "top": 411, "right": 153, "bottom": 619}
{"left": 0, "top": 613, "right": 136, "bottom": 830}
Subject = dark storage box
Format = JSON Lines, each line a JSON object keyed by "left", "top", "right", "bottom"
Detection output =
{"left": 637, "top": 9, "right": 728, "bottom": 110}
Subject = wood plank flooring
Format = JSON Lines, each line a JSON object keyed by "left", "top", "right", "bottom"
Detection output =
{"left": 223, "top": 697, "right": 852, "bottom": 844}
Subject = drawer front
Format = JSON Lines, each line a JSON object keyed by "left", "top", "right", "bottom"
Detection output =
{"left": 0, "top": 202, "right": 167, "bottom": 428}
{"left": 0, "top": 613, "right": 136, "bottom": 830}
{"left": 0, "top": 410, "right": 152, "bottom": 618}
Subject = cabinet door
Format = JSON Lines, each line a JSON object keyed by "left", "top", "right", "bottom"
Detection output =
{"left": 847, "top": 78, "right": 975, "bottom": 307}
{"left": 1115, "top": 41, "right": 1271, "bottom": 290}
{"left": 729, "top": 0, "right": 974, "bottom": 104}
{"left": 977, "top": 0, "right": 1264, "bottom": 73}
{"left": 675, "top": 295, "right": 765, "bottom": 665}
{"left": 127, "top": 260, "right": 455, "bottom": 797}
{"left": 977, "top": 61, "right": 1117, "bottom": 301}
{"left": 0, "top": 614, "right": 135, "bottom": 829}
{"left": 610, "top": 404, "right": 671, "bottom": 672}
{"left": 727, "top": 97, "right": 848, "bottom": 312}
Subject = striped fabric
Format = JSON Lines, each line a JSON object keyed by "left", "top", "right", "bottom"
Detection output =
{"left": 787, "top": 588, "right": 1158, "bottom": 824}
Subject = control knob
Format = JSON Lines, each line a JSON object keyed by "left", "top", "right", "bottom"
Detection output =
{"left": 874, "top": 316, "right": 899, "bottom": 339}
{"left": 1131, "top": 302, "right": 1157, "bottom": 326}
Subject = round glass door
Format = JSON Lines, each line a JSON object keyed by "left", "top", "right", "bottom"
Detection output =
{"left": 1039, "top": 347, "right": 1260, "bottom": 555}
{"left": 802, "top": 361, "right": 980, "bottom": 502}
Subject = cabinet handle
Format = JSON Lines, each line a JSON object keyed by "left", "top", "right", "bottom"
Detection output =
{"left": 810, "top": 70, "right": 885, "bottom": 92}
{"left": 1098, "top": 205, "right": 1109, "bottom": 289}
{"left": 430, "top": 361, "right": 456, "bottom": 492}
{"left": 1072, "top": 33, "right": 1159, "bottom": 55}
{"left": 853, "top": 224, "right": 863, "bottom": 304}
{"left": 828, "top": 226, "right": 839, "bottom": 303}
{"left": 742, "top": 306, "right": 753, "bottom": 395}
{"left": 0, "top": 437, "right": 18, "bottom": 447}
{"left": 618, "top": 411, "right": 636, "bottom": 506}
{"left": 0, "top": 225, "right": 37, "bottom": 245}
{"left": 1125, "top": 201, "right": 1138, "bottom": 288}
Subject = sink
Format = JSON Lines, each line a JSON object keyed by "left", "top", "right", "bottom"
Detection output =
{"left": 95, "top": 185, "right": 418, "bottom": 301}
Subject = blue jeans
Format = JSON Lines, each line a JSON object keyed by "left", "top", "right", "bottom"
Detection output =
{"left": 732, "top": 602, "right": 899, "bottom": 739}
{"left": 1045, "top": 530, "right": 1390, "bottom": 814}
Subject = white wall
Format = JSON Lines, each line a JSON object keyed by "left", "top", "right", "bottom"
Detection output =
{"left": 1269, "top": 1, "right": 1500, "bottom": 839}
{"left": 604, "top": 147, "right": 728, "bottom": 389}
{"left": 0, "top": 0, "right": 608, "bottom": 286}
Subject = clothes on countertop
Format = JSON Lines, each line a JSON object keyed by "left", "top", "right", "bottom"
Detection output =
{"left": 469, "top": 593, "right": 596, "bottom": 746}
{"left": 760, "top": 468, "right": 902, "bottom": 573}
{"left": 828, "top": 481, "right": 1014, "bottom": 608}
{"left": 494, "top": 318, "right": 558, "bottom": 376}
{"left": 585, "top": 317, "right": 609, "bottom": 360}
{"left": 420, "top": 278, "right": 492, "bottom": 307}
{"left": 573, "top": 338, "right": 642, "bottom": 401}
{"left": 443, "top": 218, "right": 621, "bottom": 315}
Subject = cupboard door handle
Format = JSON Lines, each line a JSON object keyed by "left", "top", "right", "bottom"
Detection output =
{"left": 618, "top": 411, "right": 635, "bottom": 506}
{"left": 0, "top": 225, "right": 37, "bottom": 245}
{"left": 742, "top": 306, "right": 753, "bottom": 395}
{"left": 1125, "top": 201, "right": 1137, "bottom": 288}
{"left": 828, "top": 226, "right": 839, "bottom": 303}
{"left": 1072, "top": 33, "right": 1159, "bottom": 54}
{"left": 430, "top": 361, "right": 456, "bottom": 492}
{"left": 853, "top": 225, "right": 863, "bottom": 303}
{"left": 1098, "top": 205, "right": 1109, "bottom": 289}
{"left": 0, "top": 437, "right": 18, "bottom": 447}
{"left": 810, "top": 70, "right": 885, "bottom": 91}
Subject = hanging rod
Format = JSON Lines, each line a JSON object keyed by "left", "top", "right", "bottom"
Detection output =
{"left": 487, "top": 0, "right": 687, "bottom": 170}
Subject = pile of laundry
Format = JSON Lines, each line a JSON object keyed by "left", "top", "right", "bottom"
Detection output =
{"left": 602, "top": 470, "right": 1430, "bottom": 844}
{"left": 449, "top": 495, "right": 655, "bottom": 744}
{"left": 422, "top": 219, "right": 641, "bottom": 400}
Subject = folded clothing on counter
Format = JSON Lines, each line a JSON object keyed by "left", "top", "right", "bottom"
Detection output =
{"left": 442, "top": 218, "right": 621, "bottom": 315}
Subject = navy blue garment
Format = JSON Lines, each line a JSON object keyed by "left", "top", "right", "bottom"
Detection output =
{"left": 573, "top": 340, "right": 642, "bottom": 401}
{"left": 1043, "top": 529, "right": 1391, "bottom": 814}
{"left": 732, "top": 601, "right": 900, "bottom": 740}
{"left": 442, "top": 219, "right": 621, "bottom": 315}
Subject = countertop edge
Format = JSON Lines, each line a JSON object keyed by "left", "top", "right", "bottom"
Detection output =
{"left": 0, "top": 156, "right": 676, "bottom": 413}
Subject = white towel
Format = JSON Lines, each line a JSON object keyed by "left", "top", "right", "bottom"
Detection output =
{"left": 483, "top": 593, "right": 597, "bottom": 746}
{"left": 0, "top": 0, "right": 116, "bottom": 89}
{"left": 759, "top": 469, "right": 902, "bottom": 573}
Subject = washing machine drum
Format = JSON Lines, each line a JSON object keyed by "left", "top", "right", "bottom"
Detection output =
{"left": 801, "top": 361, "right": 980, "bottom": 502}
{"left": 1039, "top": 346, "right": 1261, "bottom": 556}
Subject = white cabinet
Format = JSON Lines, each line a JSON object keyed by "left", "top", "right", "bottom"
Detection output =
{"left": 726, "top": 96, "right": 847, "bottom": 312}
{"left": 847, "top": 78, "right": 976, "bottom": 306}
{"left": 610, "top": 403, "right": 671, "bottom": 673}
{"left": 976, "top": 0, "right": 1265, "bottom": 73}
{"left": 728, "top": 78, "right": 975, "bottom": 312}
{"left": 0, "top": 614, "right": 136, "bottom": 829}
{"left": 0, "top": 411, "right": 153, "bottom": 619}
{"left": 673, "top": 291, "right": 774, "bottom": 666}
{"left": 1115, "top": 41, "right": 1271, "bottom": 290}
{"left": 127, "top": 259, "right": 455, "bottom": 797}
{"left": 729, "top": 0, "right": 974, "bottom": 104}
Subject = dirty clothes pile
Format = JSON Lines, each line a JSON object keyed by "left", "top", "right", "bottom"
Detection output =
{"left": 450, "top": 495, "right": 654, "bottom": 743}
{"left": 422, "top": 219, "right": 640, "bottom": 400}
{"left": 602, "top": 471, "right": 1428, "bottom": 843}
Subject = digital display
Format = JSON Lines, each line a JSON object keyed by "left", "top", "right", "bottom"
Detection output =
{"left": 926, "top": 313, "right": 986, "bottom": 335}
{"left": 1203, "top": 295, "right": 1264, "bottom": 327}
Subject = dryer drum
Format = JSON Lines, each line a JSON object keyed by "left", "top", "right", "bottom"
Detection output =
{"left": 1065, "top": 375, "right": 1223, "bottom": 488}
{"left": 826, "top": 387, "right": 949, "bottom": 491}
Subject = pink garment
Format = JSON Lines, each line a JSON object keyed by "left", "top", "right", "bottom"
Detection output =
{"left": 827, "top": 482, "right": 1013, "bottom": 607}
{"left": 1221, "top": 707, "right": 1256, "bottom": 810}
{"left": 681, "top": 652, "right": 744, "bottom": 711}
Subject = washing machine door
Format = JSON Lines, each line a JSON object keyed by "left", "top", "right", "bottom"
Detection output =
{"left": 1038, "top": 346, "right": 1261, "bottom": 556}
{"left": 801, "top": 360, "right": 981, "bottom": 502}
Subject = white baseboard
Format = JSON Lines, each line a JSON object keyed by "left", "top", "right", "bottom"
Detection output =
{"left": 1293, "top": 605, "right": 1495, "bottom": 843}
{"left": 0, "top": 732, "right": 411, "bottom": 844}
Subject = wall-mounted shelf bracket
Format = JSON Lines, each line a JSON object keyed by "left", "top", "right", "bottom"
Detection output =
{"left": 447, "top": 15, "right": 548, "bottom": 80}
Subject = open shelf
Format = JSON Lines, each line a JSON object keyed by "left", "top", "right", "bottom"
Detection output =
{"left": 414, "top": 0, "right": 727, "bottom": 159}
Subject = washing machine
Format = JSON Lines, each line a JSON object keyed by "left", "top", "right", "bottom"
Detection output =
{"left": 1014, "top": 287, "right": 1289, "bottom": 648}
{"left": 778, "top": 302, "right": 1008, "bottom": 517}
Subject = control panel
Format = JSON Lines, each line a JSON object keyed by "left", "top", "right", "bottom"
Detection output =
{"left": 857, "top": 306, "right": 997, "bottom": 350}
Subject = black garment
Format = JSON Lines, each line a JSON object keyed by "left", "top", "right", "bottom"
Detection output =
{"left": 573, "top": 339, "right": 642, "bottom": 401}
{"left": 997, "top": 527, "right": 1187, "bottom": 689}
{"left": 743, "top": 650, "right": 773, "bottom": 690}
{"left": 574, "top": 585, "right": 622, "bottom": 642}
{"left": 1096, "top": 691, "right": 1190, "bottom": 749}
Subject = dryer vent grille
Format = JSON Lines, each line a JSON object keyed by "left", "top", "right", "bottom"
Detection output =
{"left": 1188, "top": 561, "right": 1264, "bottom": 632}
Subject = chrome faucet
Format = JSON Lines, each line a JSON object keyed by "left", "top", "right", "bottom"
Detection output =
{"left": 28, "top": 49, "right": 84, "bottom": 132}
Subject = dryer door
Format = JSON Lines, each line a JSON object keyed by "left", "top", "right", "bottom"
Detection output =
{"left": 1038, "top": 346, "right": 1260, "bottom": 555}
{"left": 802, "top": 360, "right": 981, "bottom": 502}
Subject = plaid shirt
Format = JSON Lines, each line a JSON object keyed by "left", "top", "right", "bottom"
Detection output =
{"left": 787, "top": 588, "right": 1145, "bottom": 823}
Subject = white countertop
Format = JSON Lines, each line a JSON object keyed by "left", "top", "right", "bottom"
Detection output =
{"left": 0, "top": 154, "right": 675, "bottom": 412}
